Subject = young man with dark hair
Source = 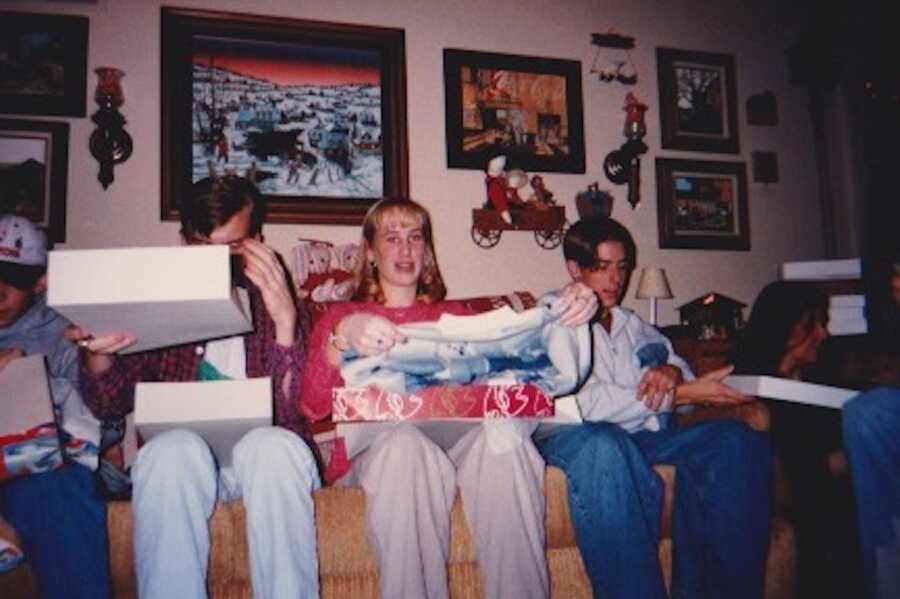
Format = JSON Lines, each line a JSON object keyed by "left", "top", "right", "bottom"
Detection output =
{"left": 75, "top": 175, "right": 320, "bottom": 599}
{"left": 536, "top": 216, "right": 773, "bottom": 599}
{"left": 0, "top": 214, "right": 111, "bottom": 598}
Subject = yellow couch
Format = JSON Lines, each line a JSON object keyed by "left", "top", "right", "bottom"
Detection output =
{"left": 0, "top": 400, "right": 795, "bottom": 598}
{"left": 1, "top": 455, "right": 795, "bottom": 599}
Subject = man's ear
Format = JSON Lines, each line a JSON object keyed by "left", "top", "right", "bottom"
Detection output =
{"left": 33, "top": 274, "right": 47, "bottom": 294}
{"left": 565, "top": 260, "right": 583, "bottom": 282}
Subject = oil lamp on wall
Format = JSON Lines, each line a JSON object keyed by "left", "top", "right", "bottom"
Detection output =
{"left": 603, "top": 92, "right": 648, "bottom": 209}
{"left": 89, "top": 67, "right": 133, "bottom": 189}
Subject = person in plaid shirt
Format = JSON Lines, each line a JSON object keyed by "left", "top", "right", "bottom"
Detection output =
{"left": 75, "top": 175, "right": 320, "bottom": 599}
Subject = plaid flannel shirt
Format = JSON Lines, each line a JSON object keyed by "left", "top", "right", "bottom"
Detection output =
{"left": 80, "top": 284, "right": 307, "bottom": 434}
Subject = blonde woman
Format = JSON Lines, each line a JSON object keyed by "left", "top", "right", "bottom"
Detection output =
{"left": 300, "top": 198, "right": 596, "bottom": 599}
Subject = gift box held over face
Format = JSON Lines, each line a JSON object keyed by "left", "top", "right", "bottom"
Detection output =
{"left": 47, "top": 245, "right": 251, "bottom": 354}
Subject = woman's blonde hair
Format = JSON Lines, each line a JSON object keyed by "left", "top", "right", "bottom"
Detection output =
{"left": 352, "top": 198, "right": 447, "bottom": 304}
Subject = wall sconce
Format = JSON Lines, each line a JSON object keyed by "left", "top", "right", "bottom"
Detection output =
{"left": 635, "top": 266, "right": 673, "bottom": 326}
{"left": 603, "top": 92, "right": 648, "bottom": 209}
{"left": 89, "top": 67, "right": 133, "bottom": 189}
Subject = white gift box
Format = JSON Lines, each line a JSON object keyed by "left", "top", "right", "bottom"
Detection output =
{"left": 134, "top": 377, "right": 272, "bottom": 466}
{"left": 829, "top": 294, "right": 866, "bottom": 308}
{"left": 780, "top": 258, "right": 861, "bottom": 281}
{"left": 48, "top": 246, "right": 252, "bottom": 354}
{"left": 0, "top": 355, "right": 54, "bottom": 436}
{"left": 725, "top": 375, "right": 857, "bottom": 410}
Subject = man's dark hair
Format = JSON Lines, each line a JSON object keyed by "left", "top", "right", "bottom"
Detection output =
{"left": 563, "top": 217, "right": 637, "bottom": 270}
{"left": 180, "top": 175, "right": 266, "bottom": 239}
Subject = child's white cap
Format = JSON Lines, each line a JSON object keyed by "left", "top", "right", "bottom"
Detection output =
{"left": 0, "top": 214, "right": 48, "bottom": 267}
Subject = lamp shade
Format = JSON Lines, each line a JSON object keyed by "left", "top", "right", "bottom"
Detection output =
{"left": 635, "top": 267, "right": 673, "bottom": 299}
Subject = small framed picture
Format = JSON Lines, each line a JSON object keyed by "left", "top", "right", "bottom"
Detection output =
{"left": 656, "top": 158, "right": 749, "bottom": 251}
{"left": 0, "top": 119, "right": 69, "bottom": 242}
{"left": 0, "top": 12, "right": 89, "bottom": 117}
{"left": 656, "top": 48, "right": 739, "bottom": 153}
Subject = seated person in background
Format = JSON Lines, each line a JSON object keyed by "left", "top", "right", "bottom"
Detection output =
{"left": 0, "top": 214, "right": 111, "bottom": 599}
{"left": 300, "top": 198, "right": 597, "bottom": 599}
{"left": 732, "top": 280, "right": 855, "bottom": 599}
{"left": 537, "top": 217, "right": 772, "bottom": 599}
{"left": 73, "top": 176, "right": 320, "bottom": 599}
{"left": 735, "top": 280, "right": 900, "bottom": 599}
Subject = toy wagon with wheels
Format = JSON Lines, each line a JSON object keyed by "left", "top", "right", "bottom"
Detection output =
{"left": 471, "top": 206, "right": 567, "bottom": 249}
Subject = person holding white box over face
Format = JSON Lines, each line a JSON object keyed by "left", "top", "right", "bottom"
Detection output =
{"left": 74, "top": 176, "right": 320, "bottom": 599}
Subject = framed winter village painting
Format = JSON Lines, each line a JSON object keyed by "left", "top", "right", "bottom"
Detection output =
{"left": 443, "top": 49, "right": 585, "bottom": 173}
{"left": 161, "top": 8, "right": 409, "bottom": 225}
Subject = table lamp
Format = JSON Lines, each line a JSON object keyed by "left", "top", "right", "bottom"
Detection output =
{"left": 635, "top": 267, "right": 673, "bottom": 326}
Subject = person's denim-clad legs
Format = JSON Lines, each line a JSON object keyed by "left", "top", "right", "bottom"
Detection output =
{"left": 132, "top": 427, "right": 320, "bottom": 599}
{"left": 842, "top": 387, "right": 900, "bottom": 599}
{"left": 0, "top": 464, "right": 111, "bottom": 599}
{"left": 537, "top": 419, "right": 772, "bottom": 599}
{"left": 537, "top": 421, "right": 668, "bottom": 599}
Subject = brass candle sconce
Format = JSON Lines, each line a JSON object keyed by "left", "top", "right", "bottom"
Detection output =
{"left": 89, "top": 67, "right": 133, "bottom": 189}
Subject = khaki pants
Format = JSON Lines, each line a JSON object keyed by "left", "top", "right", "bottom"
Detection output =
{"left": 339, "top": 422, "right": 548, "bottom": 599}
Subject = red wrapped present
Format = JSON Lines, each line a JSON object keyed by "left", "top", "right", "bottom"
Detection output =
{"left": 332, "top": 383, "right": 555, "bottom": 422}
{"left": 0, "top": 424, "right": 64, "bottom": 482}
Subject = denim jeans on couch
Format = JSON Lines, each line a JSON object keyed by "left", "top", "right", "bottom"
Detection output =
{"left": 538, "top": 418, "right": 772, "bottom": 599}
{"left": 842, "top": 387, "right": 900, "bottom": 599}
{"left": 0, "top": 464, "right": 111, "bottom": 599}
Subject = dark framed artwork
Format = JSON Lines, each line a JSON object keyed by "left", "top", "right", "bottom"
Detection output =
{"left": 656, "top": 158, "right": 749, "bottom": 251}
{"left": 656, "top": 48, "right": 739, "bottom": 153}
{"left": 443, "top": 48, "right": 585, "bottom": 173}
{"left": 161, "top": 8, "right": 409, "bottom": 225}
{"left": 0, "top": 119, "right": 69, "bottom": 242}
{"left": 0, "top": 12, "right": 88, "bottom": 117}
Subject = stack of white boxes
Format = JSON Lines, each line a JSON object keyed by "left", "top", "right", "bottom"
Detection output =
{"left": 827, "top": 294, "right": 868, "bottom": 335}
{"left": 780, "top": 258, "right": 867, "bottom": 335}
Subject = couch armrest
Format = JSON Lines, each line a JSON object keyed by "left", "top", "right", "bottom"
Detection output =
{"left": 675, "top": 399, "right": 770, "bottom": 432}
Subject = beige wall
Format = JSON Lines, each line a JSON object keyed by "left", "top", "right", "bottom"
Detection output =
{"left": 2, "top": 0, "right": 825, "bottom": 325}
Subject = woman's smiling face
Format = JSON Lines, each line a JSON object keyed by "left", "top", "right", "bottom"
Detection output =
{"left": 367, "top": 210, "right": 426, "bottom": 294}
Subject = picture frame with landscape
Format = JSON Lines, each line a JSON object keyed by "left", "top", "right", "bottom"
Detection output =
{"left": 656, "top": 47, "right": 739, "bottom": 154}
{"left": 655, "top": 158, "right": 749, "bottom": 251}
{"left": 0, "top": 119, "right": 69, "bottom": 242}
{"left": 161, "top": 8, "right": 409, "bottom": 225}
{"left": 443, "top": 48, "right": 585, "bottom": 173}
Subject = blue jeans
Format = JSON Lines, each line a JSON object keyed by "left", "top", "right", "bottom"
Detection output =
{"left": 842, "top": 387, "right": 900, "bottom": 599}
{"left": 537, "top": 419, "right": 772, "bottom": 599}
{"left": 0, "top": 464, "right": 111, "bottom": 599}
